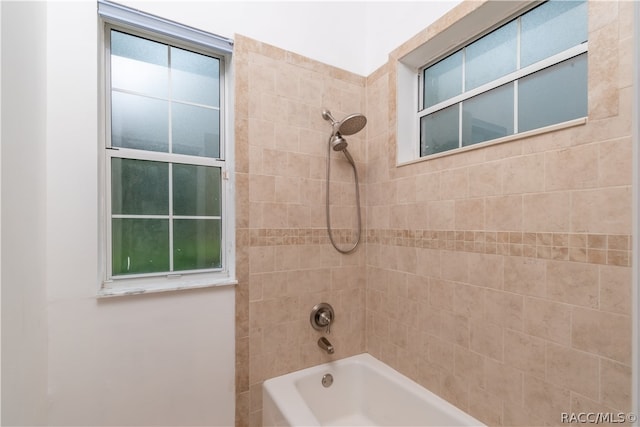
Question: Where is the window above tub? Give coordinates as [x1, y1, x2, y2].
[396, 0, 588, 164]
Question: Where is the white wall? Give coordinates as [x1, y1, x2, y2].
[43, 2, 235, 425]
[118, 1, 461, 76]
[363, 1, 462, 73]
[1, 2, 49, 425]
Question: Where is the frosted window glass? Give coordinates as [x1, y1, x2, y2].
[423, 51, 462, 109]
[465, 21, 517, 91]
[172, 103, 219, 158]
[112, 219, 169, 275]
[462, 83, 514, 146]
[518, 53, 587, 133]
[521, 0, 587, 67]
[173, 164, 221, 216]
[420, 104, 459, 156]
[171, 47, 220, 107]
[111, 158, 169, 215]
[111, 30, 168, 98]
[173, 219, 222, 271]
[111, 91, 169, 152]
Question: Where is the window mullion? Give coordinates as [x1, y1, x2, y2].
[169, 163, 174, 273]
[460, 48, 465, 148]
[458, 103, 463, 149]
[105, 148, 114, 280]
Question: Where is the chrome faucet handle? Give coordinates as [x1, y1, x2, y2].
[319, 311, 331, 334]
[310, 303, 335, 334]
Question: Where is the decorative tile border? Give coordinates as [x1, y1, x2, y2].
[249, 228, 357, 247]
[366, 229, 631, 267]
[247, 227, 631, 267]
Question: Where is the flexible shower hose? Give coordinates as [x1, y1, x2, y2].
[325, 139, 362, 254]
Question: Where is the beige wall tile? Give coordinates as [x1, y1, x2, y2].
[572, 307, 631, 365]
[601, 358, 631, 411]
[523, 297, 571, 345]
[428, 335, 455, 371]
[545, 144, 599, 191]
[470, 320, 503, 361]
[524, 375, 570, 426]
[523, 192, 571, 232]
[504, 257, 546, 297]
[571, 187, 631, 234]
[440, 250, 469, 283]
[440, 167, 468, 200]
[468, 162, 502, 197]
[415, 172, 441, 202]
[439, 372, 469, 412]
[439, 310, 470, 348]
[503, 329, 545, 379]
[484, 358, 523, 405]
[485, 195, 523, 231]
[599, 265, 631, 315]
[416, 248, 442, 279]
[502, 153, 545, 195]
[502, 401, 546, 427]
[419, 304, 442, 339]
[546, 342, 599, 400]
[249, 246, 275, 274]
[546, 260, 599, 308]
[468, 385, 503, 426]
[454, 346, 485, 388]
[453, 283, 484, 320]
[599, 138, 632, 187]
[428, 200, 456, 230]
[249, 174, 275, 202]
[454, 198, 485, 230]
[468, 253, 504, 289]
[589, 20, 620, 120]
[429, 279, 455, 312]
[484, 289, 523, 331]
[262, 202, 289, 228]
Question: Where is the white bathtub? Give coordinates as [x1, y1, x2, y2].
[262, 353, 485, 426]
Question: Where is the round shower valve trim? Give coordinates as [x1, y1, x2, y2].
[310, 302, 335, 334]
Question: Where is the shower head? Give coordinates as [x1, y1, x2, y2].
[330, 134, 348, 151]
[322, 109, 368, 136]
[337, 113, 367, 136]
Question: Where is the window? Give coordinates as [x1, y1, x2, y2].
[98, 1, 235, 295]
[400, 0, 587, 160]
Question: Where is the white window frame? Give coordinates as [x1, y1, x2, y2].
[98, 1, 237, 297]
[396, 0, 588, 165]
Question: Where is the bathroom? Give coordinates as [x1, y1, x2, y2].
[2, 0, 637, 426]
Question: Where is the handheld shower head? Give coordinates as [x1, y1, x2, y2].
[330, 134, 348, 151]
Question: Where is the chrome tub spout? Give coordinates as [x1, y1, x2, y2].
[318, 337, 334, 354]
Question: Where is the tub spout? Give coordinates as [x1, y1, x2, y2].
[318, 337, 334, 354]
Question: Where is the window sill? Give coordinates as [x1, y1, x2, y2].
[98, 276, 238, 298]
[396, 116, 588, 168]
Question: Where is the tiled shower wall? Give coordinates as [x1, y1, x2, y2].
[234, 36, 368, 426]
[235, 1, 635, 426]
[365, 1, 634, 426]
